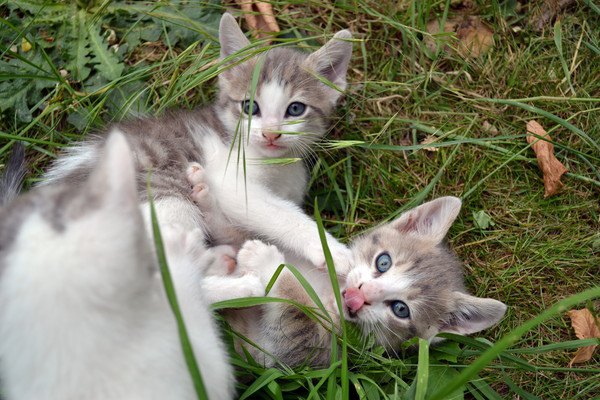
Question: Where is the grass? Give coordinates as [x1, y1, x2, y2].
[1, 0, 599, 399]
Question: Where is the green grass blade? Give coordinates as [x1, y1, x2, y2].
[430, 287, 600, 400]
[147, 186, 208, 400]
[415, 338, 429, 400]
[314, 200, 349, 400]
[239, 368, 284, 400]
[474, 98, 600, 152]
[553, 20, 576, 95]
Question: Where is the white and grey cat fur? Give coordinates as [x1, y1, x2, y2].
[191, 186, 508, 368]
[0, 133, 234, 399]
[41, 13, 355, 299]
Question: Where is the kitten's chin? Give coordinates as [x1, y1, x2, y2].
[258, 143, 290, 157]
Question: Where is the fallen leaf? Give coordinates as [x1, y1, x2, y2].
[566, 308, 600, 367]
[425, 16, 494, 57]
[420, 135, 439, 152]
[529, 0, 576, 32]
[21, 37, 32, 52]
[473, 210, 495, 230]
[235, 0, 280, 39]
[482, 120, 499, 135]
[526, 120, 568, 197]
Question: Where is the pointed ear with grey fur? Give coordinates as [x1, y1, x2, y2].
[439, 291, 507, 335]
[304, 30, 353, 91]
[219, 13, 251, 59]
[391, 196, 462, 244]
[87, 131, 138, 210]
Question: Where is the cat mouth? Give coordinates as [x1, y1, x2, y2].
[264, 143, 286, 150]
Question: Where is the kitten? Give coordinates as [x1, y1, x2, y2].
[0, 134, 234, 399]
[222, 196, 507, 367]
[41, 13, 355, 286]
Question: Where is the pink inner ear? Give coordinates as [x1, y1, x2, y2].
[397, 214, 416, 233]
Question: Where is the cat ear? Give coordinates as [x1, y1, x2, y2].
[439, 291, 507, 335]
[304, 30, 353, 91]
[87, 131, 138, 210]
[219, 13, 251, 59]
[391, 197, 462, 244]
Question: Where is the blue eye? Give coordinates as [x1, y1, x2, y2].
[391, 301, 410, 318]
[242, 100, 260, 116]
[286, 102, 306, 117]
[375, 252, 392, 273]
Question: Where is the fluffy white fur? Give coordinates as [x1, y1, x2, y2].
[0, 134, 234, 400]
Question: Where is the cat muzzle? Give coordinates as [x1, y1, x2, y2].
[343, 287, 365, 313]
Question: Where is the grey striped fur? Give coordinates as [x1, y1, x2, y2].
[0, 143, 26, 207]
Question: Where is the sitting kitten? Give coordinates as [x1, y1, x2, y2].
[192, 179, 507, 367]
[41, 13, 355, 284]
[0, 134, 234, 399]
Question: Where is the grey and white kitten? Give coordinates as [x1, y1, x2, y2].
[41, 13, 355, 295]
[0, 134, 234, 399]
[222, 197, 507, 367]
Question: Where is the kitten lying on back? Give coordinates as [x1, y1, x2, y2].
[41, 13, 355, 289]
[0, 134, 233, 399]
[190, 175, 507, 367]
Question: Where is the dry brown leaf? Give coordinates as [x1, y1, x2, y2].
[526, 120, 568, 197]
[482, 120, 499, 135]
[420, 135, 439, 152]
[425, 16, 493, 57]
[566, 308, 600, 366]
[235, 0, 280, 39]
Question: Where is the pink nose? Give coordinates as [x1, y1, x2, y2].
[343, 287, 365, 313]
[262, 131, 281, 142]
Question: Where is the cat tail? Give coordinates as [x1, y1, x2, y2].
[0, 142, 26, 206]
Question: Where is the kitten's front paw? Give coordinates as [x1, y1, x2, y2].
[161, 224, 206, 263]
[237, 240, 285, 285]
[237, 272, 266, 298]
[307, 240, 353, 277]
[187, 162, 213, 208]
[202, 245, 238, 276]
[186, 162, 205, 186]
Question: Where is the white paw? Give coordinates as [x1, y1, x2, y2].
[307, 240, 353, 276]
[191, 183, 212, 206]
[237, 272, 266, 298]
[237, 240, 285, 284]
[202, 245, 238, 276]
[186, 162, 205, 186]
[161, 225, 206, 263]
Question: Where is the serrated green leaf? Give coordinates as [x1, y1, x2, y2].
[86, 23, 124, 81]
[67, 9, 91, 81]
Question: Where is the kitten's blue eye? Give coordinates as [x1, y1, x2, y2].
[286, 102, 306, 117]
[375, 252, 392, 273]
[391, 301, 410, 318]
[242, 100, 260, 116]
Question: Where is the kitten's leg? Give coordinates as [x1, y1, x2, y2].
[201, 274, 265, 304]
[186, 162, 214, 211]
[209, 180, 353, 275]
[236, 239, 286, 285]
[159, 225, 235, 400]
[259, 269, 333, 368]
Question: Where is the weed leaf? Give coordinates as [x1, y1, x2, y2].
[86, 24, 124, 81]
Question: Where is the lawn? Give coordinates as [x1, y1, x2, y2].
[1, 0, 599, 399]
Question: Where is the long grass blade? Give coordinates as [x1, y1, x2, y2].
[147, 186, 208, 400]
